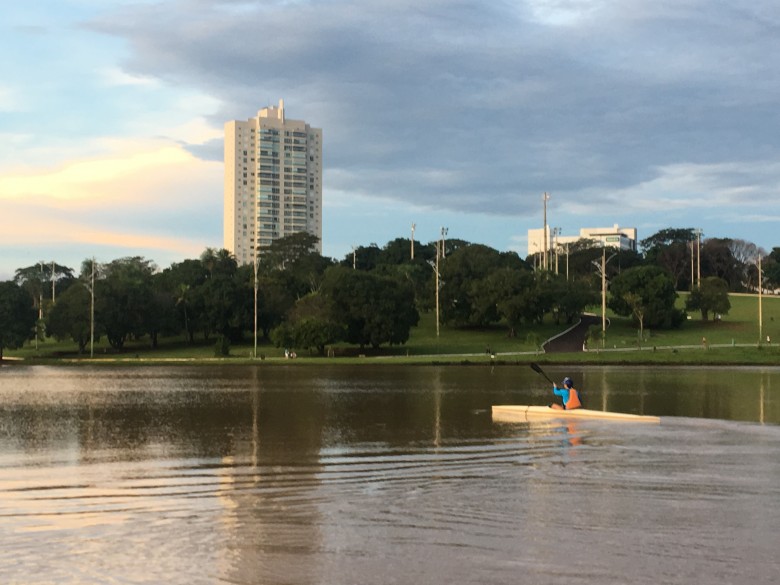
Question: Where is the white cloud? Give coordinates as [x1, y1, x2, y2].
[99, 66, 161, 87]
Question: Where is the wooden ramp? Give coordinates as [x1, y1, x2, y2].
[492, 405, 660, 423]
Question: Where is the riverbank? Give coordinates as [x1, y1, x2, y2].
[5, 343, 780, 367]
[5, 294, 780, 366]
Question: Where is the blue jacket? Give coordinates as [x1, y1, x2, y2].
[553, 384, 572, 404]
[552, 384, 582, 409]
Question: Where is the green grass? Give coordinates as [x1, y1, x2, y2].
[595, 292, 780, 350]
[5, 292, 780, 365]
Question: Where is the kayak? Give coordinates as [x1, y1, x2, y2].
[492, 404, 660, 423]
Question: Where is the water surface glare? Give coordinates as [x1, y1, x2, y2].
[1, 365, 778, 584]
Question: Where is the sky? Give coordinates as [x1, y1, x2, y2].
[2, 0, 780, 280]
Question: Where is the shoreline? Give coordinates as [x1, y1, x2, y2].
[4, 344, 780, 367]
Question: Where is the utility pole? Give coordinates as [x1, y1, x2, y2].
[696, 228, 702, 286]
[90, 259, 95, 358]
[410, 223, 416, 260]
[427, 241, 442, 338]
[592, 248, 617, 349]
[253, 253, 259, 359]
[542, 193, 550, 271]
[552, 227, 561, 275]
[601, 247, 606, 343]
[435, 241, 440, 337]
[440, 227, 448, 258]
[352, 246, 356, 270]
[51, 260, 56, 303]
[759, 253, 763, 345]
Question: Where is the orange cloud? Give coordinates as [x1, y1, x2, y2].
[0, 145, 197, 202]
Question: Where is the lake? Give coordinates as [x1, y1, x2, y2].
[1, 364, 778, 584]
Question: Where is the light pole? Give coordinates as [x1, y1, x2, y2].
[253, 253, 259, 359]
[696, 228, 702, 286]
[440, 227, 448, 258]
[411, 223, 416, 260]
[90, 259, 95, 358]
[758, 252, 764, 345]
[352, 246, 356, 270]
[542, 192, 550, 271]
[552, 227, 561, 275]
[592, 247, 617, 348]
[427, 241, 442, 338]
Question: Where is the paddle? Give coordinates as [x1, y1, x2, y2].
[530, 362, 555, 386]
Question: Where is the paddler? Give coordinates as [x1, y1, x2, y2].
[550, 376, 582, 410]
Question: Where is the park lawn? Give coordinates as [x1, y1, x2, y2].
[593, 292, 780, 350]
[6, 292, 780, 364]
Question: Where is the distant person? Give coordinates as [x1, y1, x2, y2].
[551, 377, 583, 411]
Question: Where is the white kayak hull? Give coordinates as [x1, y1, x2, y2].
[492, 405, 660, 423]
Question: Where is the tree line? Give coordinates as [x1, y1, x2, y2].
[1, 228, 779, 359]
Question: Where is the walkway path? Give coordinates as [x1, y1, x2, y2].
[542, 314, 601, 353]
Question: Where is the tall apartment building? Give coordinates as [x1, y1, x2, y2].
[224, 100, 322, 265]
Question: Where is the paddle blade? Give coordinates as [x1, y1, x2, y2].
[530, 362, 554, 384]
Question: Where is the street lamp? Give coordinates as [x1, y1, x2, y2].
[592, 247, 617, 348]
[696, 228, 703, 286]
[542, 192, 550, 271]
[427, 240, 442, 338]
[253, 253, 259, 359]
[758, 252, 764, 345]
[552, 227, 561, 275]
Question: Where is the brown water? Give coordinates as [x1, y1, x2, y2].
[1, 364, 778, 584]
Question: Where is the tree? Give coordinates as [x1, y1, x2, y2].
[701, 238, 742, 291]
[341, 243, 382, 271]
[439, 244, 526, 326]
[640, 228, 696, 254]
[157, 258, 209, 342]
[96, 257, 157, 349]
[14, 262, 76, 316]
[271, 293, 345, 355]
[0, 281, 36, 360]
[608, 266, 685, 329]
[764, 248, 780, 289]
[322, 266, 419, 349]
[640, 228, 696, 290]
[497, 271, 551, 330]
[195, 250, 242, 353]
[550, 277, 600, 324]
[262, 232, 322, 271]
[46, 284, 94, 353]
[685, 277, 731, 321]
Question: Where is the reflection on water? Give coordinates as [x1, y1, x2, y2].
[0, 365, 779, 584]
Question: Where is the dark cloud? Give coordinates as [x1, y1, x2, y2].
[87, 0, 780, 218]
[182, 137, 223, 162]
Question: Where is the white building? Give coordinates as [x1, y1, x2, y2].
[224, 100, 323, 265]
[527, 224, 637, 259]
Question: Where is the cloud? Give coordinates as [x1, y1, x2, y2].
[82, 0, 780, 222]
[0, 145, 195, 202]
[0, 137, 222, 272]
[3, 0, 778, 277]
[99, 66, 161, 87]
